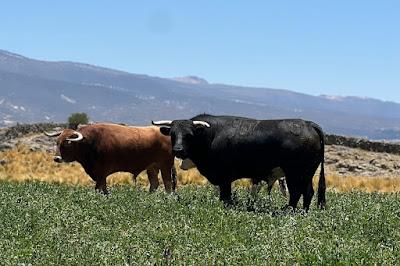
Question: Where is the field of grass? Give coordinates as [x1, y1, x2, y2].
[0, 147, 400, 264]
[0, 180, 399, 265]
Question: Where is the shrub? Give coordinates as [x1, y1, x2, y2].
[68, 113, 89, 129]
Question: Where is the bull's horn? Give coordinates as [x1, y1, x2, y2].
[66, 131, 84, 142]
[193, 121, 210, 128]
[152, 120, 173, 126]
[43, 131, 62, 137]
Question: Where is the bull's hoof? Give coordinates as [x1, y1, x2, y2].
[318, 202, 327, 210]
[220, 197, 233, 206]
[281, 204, 295, 213]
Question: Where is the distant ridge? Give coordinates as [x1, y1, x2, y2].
[0, 49, 399, 140]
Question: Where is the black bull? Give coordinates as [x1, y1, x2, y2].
[153, 114, 326, 211]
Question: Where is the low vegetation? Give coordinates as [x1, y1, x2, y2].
[0, 145, 399, 264]
[0, 181, 399, 265]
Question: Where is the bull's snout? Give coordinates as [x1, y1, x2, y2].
[53, 156, 63, 163]
[172, 147, 186, 159]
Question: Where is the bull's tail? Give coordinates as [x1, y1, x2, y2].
[310, 122, 326, 209]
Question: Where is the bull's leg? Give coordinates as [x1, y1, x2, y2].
[219, 182, 232, 202]
[285, 174, 302, 210]
[95, 177, 108, 194]
[160, 167, 173, 193]
[267, 183, 274, 201]
[171, 166, 177, 191]
[302, 178, 314, 212]
[251, 179, 262, 197]
[131, 174, 137, 186]
[288, 190, 301, 209]
[278, 178, 287, 198]
[266, 176, 276, 200]
[147, 166, 159, 192]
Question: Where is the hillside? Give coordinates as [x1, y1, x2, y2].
[0, 49, 399, 140]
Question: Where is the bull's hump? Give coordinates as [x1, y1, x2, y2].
[276, 119, 308, 136]
[83, 124, 161, 141]
[286, 121, 304, 136]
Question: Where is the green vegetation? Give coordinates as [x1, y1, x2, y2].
[68, 112, 89, 129]
[0, 181, 399, 265]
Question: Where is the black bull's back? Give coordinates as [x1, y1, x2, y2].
[193, 117, 322, 179]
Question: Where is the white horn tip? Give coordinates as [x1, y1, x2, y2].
[152, 120, 173, 126]
[193, 121, 210, 128]
[43, 131, 62, 137]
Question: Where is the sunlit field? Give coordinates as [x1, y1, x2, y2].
[0, 181, 399, 265]
[1, 146, 400, 264]
[1, 146, 399, 193]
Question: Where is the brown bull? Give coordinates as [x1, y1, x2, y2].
[45, 123, 177, 194]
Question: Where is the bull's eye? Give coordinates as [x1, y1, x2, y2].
[185, 132, 194, 139]
[63, 140, 72, 146]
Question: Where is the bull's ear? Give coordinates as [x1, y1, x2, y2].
[159, 126, 171, 136]
[193, 121, 210, 135]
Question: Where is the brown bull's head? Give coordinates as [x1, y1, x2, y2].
[44, 129, 84, 163]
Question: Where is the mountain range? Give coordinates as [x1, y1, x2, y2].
[0, 49, 399, 140]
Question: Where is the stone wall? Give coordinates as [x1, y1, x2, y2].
[1, 123, 400, 155]
[325, 133, 400, 155]
[0, 123, 68, 141]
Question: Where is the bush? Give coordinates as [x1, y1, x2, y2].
[68, 113, 89, 129]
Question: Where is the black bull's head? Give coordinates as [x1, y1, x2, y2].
[152, 120, 210, 159]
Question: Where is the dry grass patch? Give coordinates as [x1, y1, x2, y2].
[324, 174, 400, 193]
[1, 147, 399, 193]
[0, 146, 93, 186]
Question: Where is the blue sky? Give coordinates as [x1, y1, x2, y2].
[1, 1, 399, 103]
